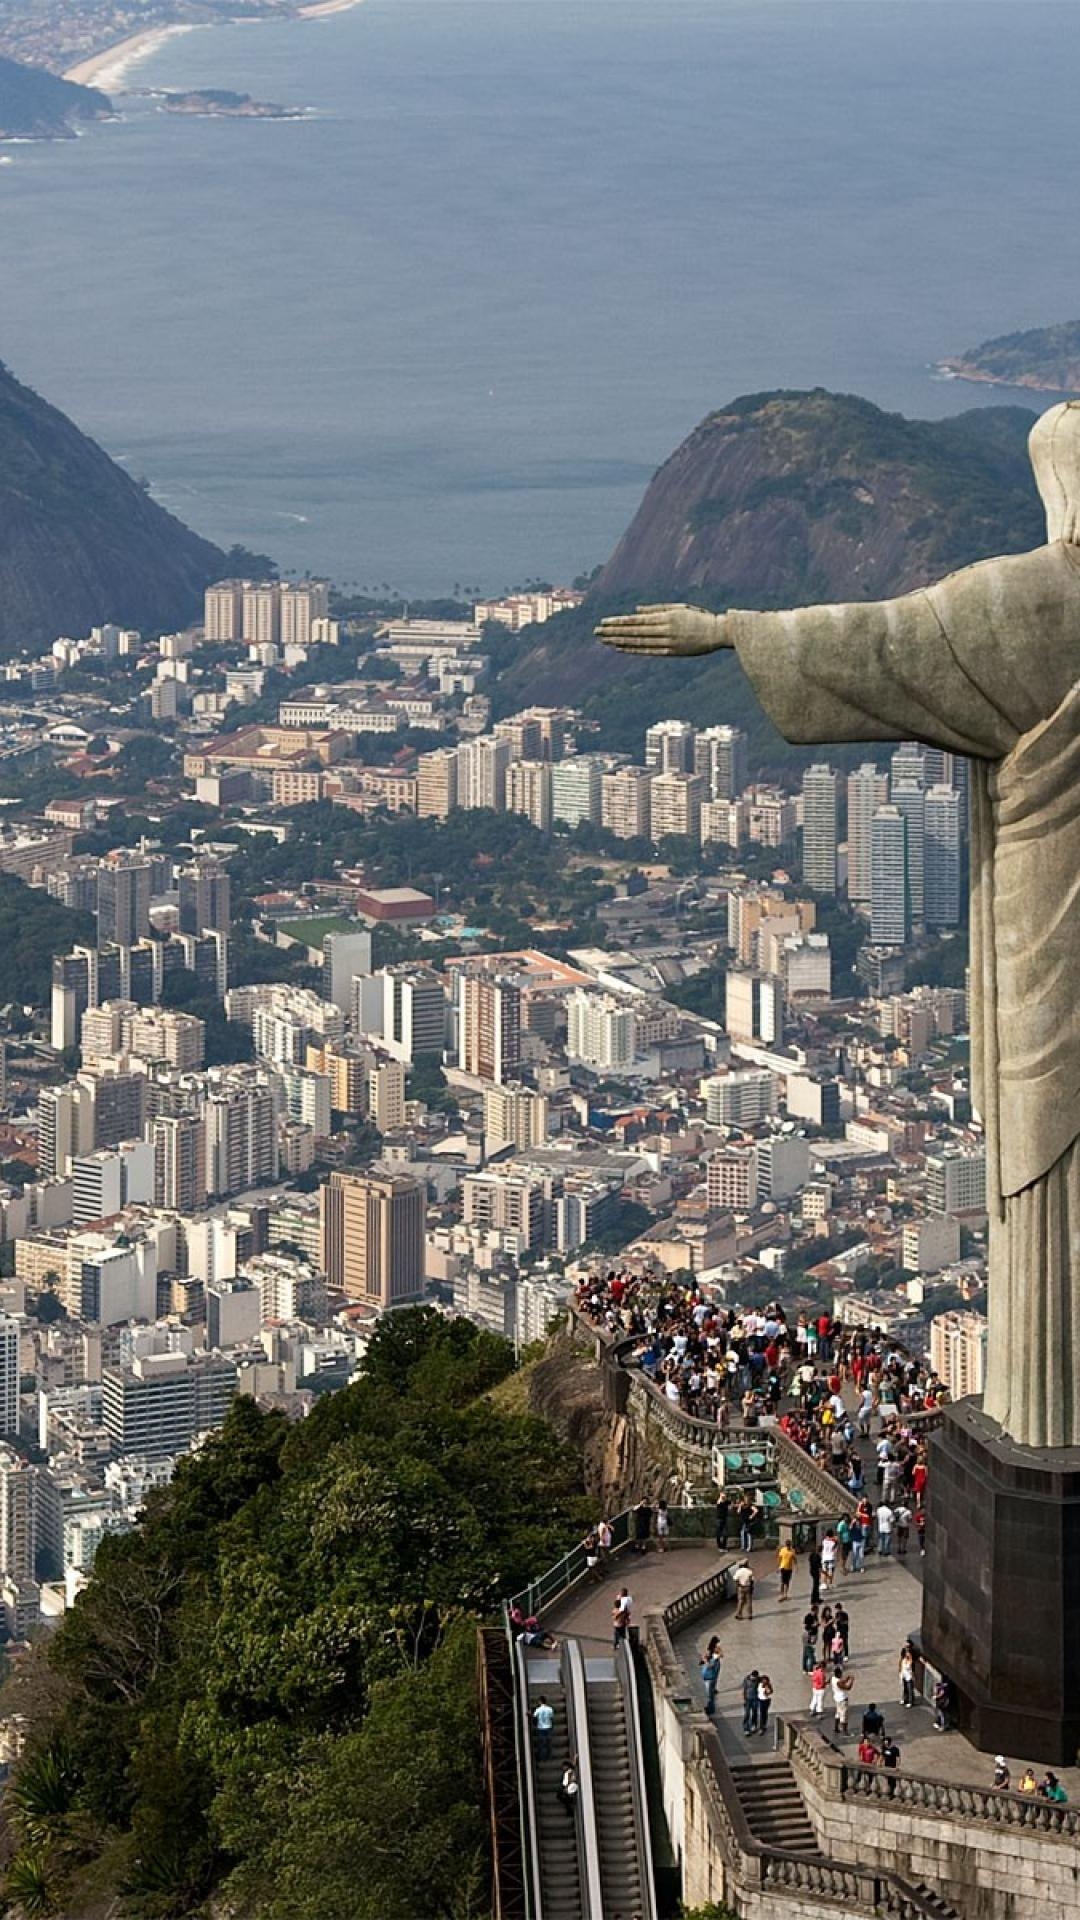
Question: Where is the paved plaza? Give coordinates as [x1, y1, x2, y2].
[545, 1539, 1080, 1800]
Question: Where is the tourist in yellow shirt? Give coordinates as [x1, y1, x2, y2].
[777, 1540, 797, 1600]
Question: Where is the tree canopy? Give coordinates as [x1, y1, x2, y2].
[4, 1311, 584, 1918]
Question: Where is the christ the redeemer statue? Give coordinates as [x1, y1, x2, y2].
[599, 400, 1080, 1452]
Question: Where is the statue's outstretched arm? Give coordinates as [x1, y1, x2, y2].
[597, 583, 1020, 757]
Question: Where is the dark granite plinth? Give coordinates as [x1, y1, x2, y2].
[921, 1401, 1080, 1766]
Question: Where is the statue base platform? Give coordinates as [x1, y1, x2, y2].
[921, 1401, 1080, 1766]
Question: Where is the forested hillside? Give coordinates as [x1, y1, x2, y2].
[1, 1313, 584, 1920]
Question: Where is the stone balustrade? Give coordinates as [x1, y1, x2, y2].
[779, 1715, 1080, 1839]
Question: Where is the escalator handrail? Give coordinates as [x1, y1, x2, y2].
[513, 1632, 547, 1920]
[616, 1635, 660, 1920]
[561, 1638, 605, 1920]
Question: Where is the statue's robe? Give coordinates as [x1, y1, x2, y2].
[729, 540, 1080, 1447]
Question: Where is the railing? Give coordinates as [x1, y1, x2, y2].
[615, 1634, 660, 1920]
[779, 1714, 1080, 1841]
[561, 1639, 605, 1920]
[506, 1504, 724, 1622]
[660, 1563, 734, 1635]
[512, 1635, 545, 1920]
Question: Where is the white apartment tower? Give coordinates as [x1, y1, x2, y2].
[645, 720, 697, 774]
[846, 763, 889, 905]
[801, 763, 838, 895]
[566, 990, 636, 1072]
[601, 766, 653, 842]
[649, 771, 704, 844]
[870, 805, 909, 947]
[924, 784, 962, 929]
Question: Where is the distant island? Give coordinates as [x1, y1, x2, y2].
[149, 87, 306, 119]
[939, 320, 1080, 394]
[0, 51, 109, 138]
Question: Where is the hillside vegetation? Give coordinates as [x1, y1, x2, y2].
[2, 1312, 584, 1920]
[0, 360, 224, 653]
[0, 57, 108, 139]
[495, 389, 1046, 759]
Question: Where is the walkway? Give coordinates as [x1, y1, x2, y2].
[544, 1541, 1080, 1800]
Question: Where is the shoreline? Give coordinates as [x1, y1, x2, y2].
[62, 0, 365, 90]
[63, 23, 201, 89]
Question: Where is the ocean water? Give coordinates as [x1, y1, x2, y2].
[3, 0, 1080, 594]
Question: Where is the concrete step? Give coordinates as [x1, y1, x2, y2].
[728, 1758, 821, 1857]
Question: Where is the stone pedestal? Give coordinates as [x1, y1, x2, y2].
[921, 1400, 1080, 1766]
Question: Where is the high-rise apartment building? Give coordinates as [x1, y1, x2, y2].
[279, 580, 330, 648]
[505, 759, 553, 832]
[551, 756, 602, 829]
[891, 740, 927, 795]
[870, 805, 909, 946]
[892, 779, 926, 926]
[321, 929, 373, 1014]
[72, 1141, 155, 1227]
[930, 1309, 987, 1401]
[927, 1148, 987, 1216]
[204, 579, 244, 641]
[367, 1056, 406, 1133]
[457, 735, 511, 812]
[38, 1082, 95, 1178]
[725, 970, 783, 1046]
[366, 967, 447, 1064]
[320, 1170, 426, 1308]
[924, 784, 962, 929]
[242, 582, 281, 648]
[696, 725, 748, 800]
[649, 771, 704, 844]
[483, 1083, 551, 1152]
[701, 1069, 778, 1127]
[846, 763, 889, 905]
[645, 720, 697, 774]
[566, 990, 636, 1072]
[97, 853, 152, 948]
[706, 1146, 758, 1212]
[0, 1318, 18, 1439]
[416, 748, 459, 819]
[102, 1349, 238, 1458]
[461, 1171, 546, 1249]
[801, 763, 839, 894]
[204, 1072, 278, 1198]
[600, 766, 653, 842]
[457, 971, 522, 1083]
[177, 859, 231, 936]
[153, 1113, 207, 1215]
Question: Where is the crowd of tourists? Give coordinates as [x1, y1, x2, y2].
[574, 1268, 946, 1522]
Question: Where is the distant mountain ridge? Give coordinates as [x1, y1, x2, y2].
[939, 320, 1080, 394]
[496, 389, 1046, 760]
[0, 54, 108, 138]
[0, 359, 225, 653]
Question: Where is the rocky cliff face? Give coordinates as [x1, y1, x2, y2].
[0, 360, 225, 653]
[596, 388, 1044, 603]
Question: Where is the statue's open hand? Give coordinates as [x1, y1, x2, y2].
[595, 603, 732, 658]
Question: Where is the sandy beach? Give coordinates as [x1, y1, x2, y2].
[297, 0, 365, 17]
[63, 0, 364, 90]
[64, 23, 202, 90]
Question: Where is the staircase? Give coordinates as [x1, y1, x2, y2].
[908, 1883, 962, 1920]
[584, 1668, 649, 1919]
[727, 1757, 820, 1854]
[527, 1672, 584, 1919]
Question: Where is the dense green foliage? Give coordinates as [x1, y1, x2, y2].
[0, 874, 94, 1009]
[5, 1313, 584, 1918]
[944, 318, 1080, 390]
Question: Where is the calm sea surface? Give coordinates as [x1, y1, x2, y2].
[3, 0, 1080, 593]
